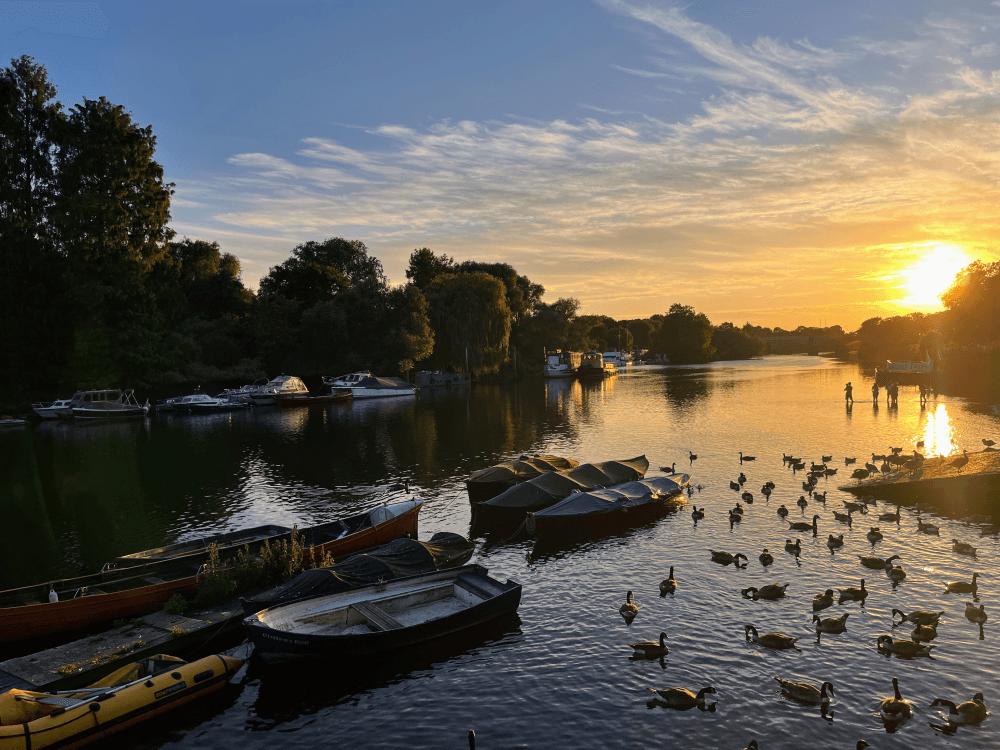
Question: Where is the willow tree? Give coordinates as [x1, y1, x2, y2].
[424, 273, 511, 375]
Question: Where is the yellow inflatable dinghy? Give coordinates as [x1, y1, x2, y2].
[0, 653, 242, 749]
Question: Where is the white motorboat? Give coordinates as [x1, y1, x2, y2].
[31, 397, 74, 419]
[71, 389, 149, 419]
[323, 372, 417, 399]
[172, 389, 218, 414]
[544, 350, 581, 378]
[602, 351, 632, 368]
[190, 392, 253, 414]
[0, 416, 28, 427]
[250, 375, 311, 405]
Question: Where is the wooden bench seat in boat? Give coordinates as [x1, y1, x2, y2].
[350, 601, 404, 631]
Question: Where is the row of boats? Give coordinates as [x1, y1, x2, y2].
[543, 350, 631, 379]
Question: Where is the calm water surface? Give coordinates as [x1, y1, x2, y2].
[2, 357, 998, 749]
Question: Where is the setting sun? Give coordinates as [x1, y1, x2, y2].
[902, 244, 970, 307]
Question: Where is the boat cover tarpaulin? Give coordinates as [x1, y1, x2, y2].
[480, 456, 649, 511]
[241, 532, 474, 614]
[532, 475, 691, 519]
[467, 455, 580, 487]
[355, 376, 415, 391]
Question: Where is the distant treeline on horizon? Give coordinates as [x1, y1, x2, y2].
[3, 57, 998, 405]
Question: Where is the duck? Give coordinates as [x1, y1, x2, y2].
[911, 622, 937, 642]
[776, 505, 789, 518]
[930, 693, 988, 725]
[813, 589, 834, 611]
[647, 686, 716, 709]
[788, 514, 819, 533]
[879, 677, 914, 722]
[985, 438, 997, 447]
[827, 534, 844, 549]
[833, 509, 853, 525]
[878, 507, 901, 523]
[784, 539, 801, 555]
[859, 553, 900, 570]
[813, 612, 850, 633]
[658, 462, 677, 474]
[796, 495, 809, 509]
[838, 580, 868, 602]
[888, 565, 906, 583]
[741, 583, 789, 601]
[965, 602, 988, 624]
[689, 451, 698, 462]
[709, 550, 748, 566]
[944, 572, 978, 595]
[691, 506, 705, 520]
[917, 518, 939, 535]
[759, 548, 774, 566]
[745, 624, 797, 650]
[952, 539, 977, 557]
[629, 631, 669, 657]
[892, 608, 943, 626]
[950, 450, 969, 473]
[620, 590, 638, 621]
[866, 527, 883, 542]
[660, 567, 677, 595]
[774, 677, 835, 705]
[877, 635, 934, 657]
[740, 451, 756, 463]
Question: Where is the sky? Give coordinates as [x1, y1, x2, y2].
[4, 0, 1000, 330]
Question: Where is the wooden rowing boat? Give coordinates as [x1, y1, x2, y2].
[243, 564, 522, 663]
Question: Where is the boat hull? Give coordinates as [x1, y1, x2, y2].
[72, 407, 147, 419]
[274, 392, 352, 407]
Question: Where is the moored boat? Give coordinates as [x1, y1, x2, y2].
[30, 398, 74, 420]
[0, 417, 28, 427]
[171, 389, 217, 414]
[250, 375, 311, 406]
[577, 351, 618, 378]
[243, 564, 522, 663]
[71, 389, 149, 419]
[322, 372, 417, 399]
[543, 350, 582, 378]
[0, 652, 242, 749]
[466, 454, 580, 504]
[274, 385, 352, 407]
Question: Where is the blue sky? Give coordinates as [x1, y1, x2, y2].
[4, 1, 1000, 328]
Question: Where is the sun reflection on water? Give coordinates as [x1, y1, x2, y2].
[921, 403, 957, 457]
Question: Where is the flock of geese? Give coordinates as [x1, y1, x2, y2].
[625, 447, 995, 748]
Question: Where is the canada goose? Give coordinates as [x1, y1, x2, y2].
[738, 472, 747, 484]
[788, 515, 819, 532]
[813, 490, 828, 501]
[796, 495, 809, 509]
[742, 583, 789, 601]
[833, 510, 853, 525]
[890, 446, 903, 454]
[950, 450, 969, 472]
[888, 565, 906, 583]
[759, 549, 774, 566]
[764, 480, 775, 489]
[774, 677, 834, 705]
[620, 590, 638, 621]
[859, 553, 900, 570]
[813, 612, 850, 633]
[691, 506, 705, 520]
[944, 572, 978, 595]
[865, 461, 878, 474]
[745, 624, 797, 649]
[911, 622, 937, 642]
[851, 469, 870, 480]
[629, 631, 668, 657]
[647, 686, 716, 708]
[892, 608, 943, 625]
[777, 505, 789, 518]
[930, 693, 987, 725]
[872, 453, 886, 462]
[965, 602, 988, 624]
[791, 461, 805, 471]
[689, 451, 698, 462]
[880, 461, 891, 474]
[880, 677, 914, 722]
[740, 451, 756, 462]
[729, 509, 743, 523]
[695, 484, 704, 492]
[730, 481, 741, 491]
[813, 589, 834, 611]
[878, 508, 901, 523]
[810, 462, 826, 472]
[917, 518, 939, 535]
[838, 580, 868, 602]
[821, 454, 832, 463]
[827, 534, 844, 549]
[785, 539, 801, 555]
[660, 567, 677, 595]
[952, 539, 977, 557]
[658, 462, 677, 473]
[844, 457, 856, 465]
[709, 550, 748, 565]
[843, 500, 866, 513]
[877, 635, 934, 657]
[761, 485, 772, 498]
[783, 453, 793, 462]
[866, 527, 883, 542]
[985, 438, 997, 447]
[741, 491, 754, 503]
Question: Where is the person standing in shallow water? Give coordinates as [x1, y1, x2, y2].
[844, 381, 853, 404]
[871, 381, 879, 404]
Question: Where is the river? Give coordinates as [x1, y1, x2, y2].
[1, 356, 997, 749]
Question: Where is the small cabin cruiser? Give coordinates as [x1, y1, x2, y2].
[544, 350, 582, 378]
[71, 389, 149, 419]
[602, 351, 632, 368]
[323, 372, 417, 399]
[172, 389, 218, 414]
[31, 397, 75, 419]
[577, 351, 618, 379]
[251, 375, 311, 405]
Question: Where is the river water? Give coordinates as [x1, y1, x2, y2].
[1, 356, 998, 749]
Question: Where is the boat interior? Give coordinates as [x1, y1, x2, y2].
[115, 524, 293, 564]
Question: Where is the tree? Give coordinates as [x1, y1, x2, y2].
[712, 322, 765, 360]
[259, 238, 385, 308]
[424, 273, 511, 375]
[941, 260, 1000, 345]
[405, 247, 456, 289]
[649, 304, 716, 363]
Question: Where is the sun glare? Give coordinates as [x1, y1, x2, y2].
[902, 244, 969, 307]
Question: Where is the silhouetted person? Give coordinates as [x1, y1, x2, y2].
[844, 381, 853, 404]
[871, 382, 879, 404]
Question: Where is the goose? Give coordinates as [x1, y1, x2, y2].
[890, 446, 903, 455]
[917, 518, 939, 535]
[950, 450, 969, 473]
[813, 612, 850, 633]
[851, 469, 870, 480]
[742, 583, 789, 601]
[823, 467, 837, 476]
[844, 457, 857, 465]
[838, 580, 868, 602]
[689, 451, 698, 462]
[759, 549, 774, 566]
[801, 481, 815, 492]
[738, 472, 748, 485]
[791, 461, 806, 471]
[930, 693, 987, 725]
[821, 454, 833, 463]
[864, 461, 878, 474]
[813, 589, 834, 611]
[789, 515, 819, 532]
[872, 453, 887, 462]
[729, 509, 743, 523]
[629, 631, 668, 657]
[796, 495, 809, 509]
[740, 451, 756, 463]
[782, 452, 794, 462]
[859, 553, 900, 570]
[745, 624, 797, 649]
[647, 686, 716, 709]
[860, 496, 878, 507]
[903, 457, 922, 472]
[843, 500, 866, 514]
[730, 481, 741, 491]
[741, 491, 754, 504]
[691, 505, 705, 520]
[774, 677, 835, 705]
[878, 507, 901, 523]
[826, 534, 844, 549]
[764, 480, 775, 489]
[620, 590, 638, 621]
[916, 439, 925, 447]
[866, 527, 883, 542]
[761, 485, 772, 498]
[810, 462, 826, 472]
[985, 438, 997, 447]
[743, 742, 760, 750]
[911, 622, 937, 642]
[660, 567, 677, 595]
[777, 505, 789, 518]
[659, 462, 677, 473]
[952, 539, 977, 557]
[944, 572, 978, 595]
[888, 565, 906, 583]
[892, 608, 943, 626]
[965, 602, 988, 624]
[813, 490, 828, 502]
[877, 635, 934, 657]
[879, 677, 914, 722]
[710, 550, 748, 565]
[695, 484, 704, 492]
[880, 461, 891, 474]
[784, 539, 801, 555]
[833, 509, 853, 525]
